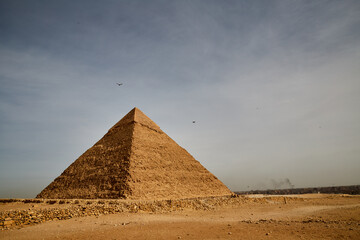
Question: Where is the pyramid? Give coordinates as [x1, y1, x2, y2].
[37, 107, 232, 200]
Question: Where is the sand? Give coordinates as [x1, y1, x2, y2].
[1, 194, 359, 239]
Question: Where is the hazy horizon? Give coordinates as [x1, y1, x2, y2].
[1, 0, 359, 198]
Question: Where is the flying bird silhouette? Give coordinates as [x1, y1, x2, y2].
[192, 121, 196, 123]
[116, 83, 123, 86]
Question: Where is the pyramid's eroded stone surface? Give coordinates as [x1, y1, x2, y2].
[37, 108, 232, 199]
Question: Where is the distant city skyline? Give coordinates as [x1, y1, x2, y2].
[0, 0, 359, 198]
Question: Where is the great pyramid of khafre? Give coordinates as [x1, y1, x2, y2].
[37, 107, 232, 200]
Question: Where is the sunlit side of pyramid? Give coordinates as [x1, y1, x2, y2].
[37, 108, 233, 199]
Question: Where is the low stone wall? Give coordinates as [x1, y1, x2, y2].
[1, 195, 300, 230]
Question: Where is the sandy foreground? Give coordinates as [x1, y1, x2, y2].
[1, 194, 359, 240]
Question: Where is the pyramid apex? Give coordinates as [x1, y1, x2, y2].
[129, 107, 144, 114]
[131, 107, 160, 131]
[110, 107, 160, 132]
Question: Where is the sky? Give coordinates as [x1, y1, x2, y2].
[0, 0, 359, 198]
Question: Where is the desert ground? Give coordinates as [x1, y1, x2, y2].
[1, 194, 359, 240]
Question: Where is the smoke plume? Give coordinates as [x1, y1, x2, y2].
[271, 178, 295, 189]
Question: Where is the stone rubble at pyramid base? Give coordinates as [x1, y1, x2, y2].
[1, 195, 301, 229]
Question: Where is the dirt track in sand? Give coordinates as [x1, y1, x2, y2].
[1, 194, 359, 239]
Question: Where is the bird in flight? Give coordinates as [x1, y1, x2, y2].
[116, 83, 123, 86]
[192, 121, 196, 123]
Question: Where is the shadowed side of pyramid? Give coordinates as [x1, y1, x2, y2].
[37, 107, 232, 199]
[36, 109, 137, 199]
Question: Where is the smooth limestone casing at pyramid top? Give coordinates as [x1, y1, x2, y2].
[37, 108, 233, 200]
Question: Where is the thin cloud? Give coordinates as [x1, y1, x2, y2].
[0, 0, 359, 197]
